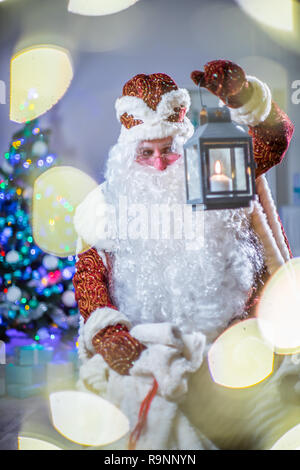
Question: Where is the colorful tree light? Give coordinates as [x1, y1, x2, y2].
[0, 120, 78, 338]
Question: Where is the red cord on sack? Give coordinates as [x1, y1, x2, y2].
[128, 378, 158, 450]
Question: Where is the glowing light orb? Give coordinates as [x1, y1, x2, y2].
[271, 423, 300, 450]
[18, 436, 62, 450]
[208, 318, 274, 389]
[257, 258, 300, 355]
[68, 0, 139, 16]
[10, 45, 73, 123]
[49, 391, 129, 447]
[236, 0, 294, 32]
[32, 166, 97, 257]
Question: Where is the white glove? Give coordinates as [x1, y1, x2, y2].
[130, 322, 206, 402]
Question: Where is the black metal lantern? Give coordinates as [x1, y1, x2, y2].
[184, 106, 256, 210]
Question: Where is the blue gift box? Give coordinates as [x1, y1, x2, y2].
[6, 383, 44, 399]
[5, 364, 46, 386]
[15, 344, 54, 366]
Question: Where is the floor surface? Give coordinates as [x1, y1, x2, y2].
[0, 396, 47, 450]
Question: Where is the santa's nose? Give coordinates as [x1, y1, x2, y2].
[154, 156, 167, 171]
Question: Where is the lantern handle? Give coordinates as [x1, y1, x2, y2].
[198, 85, 208, 125]
[198, 84, 206, 111]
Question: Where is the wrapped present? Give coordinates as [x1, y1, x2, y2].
[0, 365, 5, 396]
[6, 383, 44, 399]
[46, 361, 74, 391]
[15, 344, 53, 366]
[5, 364, 46, 386]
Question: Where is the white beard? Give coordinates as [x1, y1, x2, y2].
[103, 139, 264, 343]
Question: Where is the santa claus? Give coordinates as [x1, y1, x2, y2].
[73, 60, 295, 450]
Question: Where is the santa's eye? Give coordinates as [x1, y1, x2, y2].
[142, 149, 153, 157]
[162, 147, 172, 154]
[174, 105, 185, 112]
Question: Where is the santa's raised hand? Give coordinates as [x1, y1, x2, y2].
[191, 59, 254, 108]
[192, 59, 294, 180]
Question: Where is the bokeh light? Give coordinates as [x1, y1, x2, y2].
[18, 436, 62, 450]
[271, 423, 300, 450]
[32, 166, 98, 257]
[49, 391, 129, 447]
[10, 45, 73, 123]
[235, 0, 300, 56]
[208, 318, 274, 389]
[237, 57, 288, 98]
[256, 258, 300, 355]
[68, 0, 139, 16]
[236, 0, 294, 32]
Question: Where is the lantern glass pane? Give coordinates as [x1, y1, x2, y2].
[185, 145, 201, 200]
[232, 147, 247, 191]
[208, 148, 233, 193]
[207, 146, 249, 195]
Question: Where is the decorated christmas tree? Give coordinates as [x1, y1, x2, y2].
[0, 119, 78, 342]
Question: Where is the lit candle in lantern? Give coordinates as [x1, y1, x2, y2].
[210, 160, 233, 192]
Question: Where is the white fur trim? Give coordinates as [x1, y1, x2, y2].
[131, 322, 184, 350]
[251, 200, 285, 275]
[118, 117, 194, 144]
[220, 76, 272, 127]
[78, 317, 89, 363]
[83, 307, 131, 353]
[107, 371, 214, 450]
[77, 354, 109, 395]
[256, 175, 290, 263]
[156, 89, 191, 119]
[98, 250, 108, 268]
[130, 322, 206, 401]
[115, 88, 191, 122]
[74, 182, 116, 251]
[115, 88, 193, 144]
[115, 95, 157, 122]
[76, 237, 84, 256]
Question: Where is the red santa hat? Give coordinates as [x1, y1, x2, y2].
[115, 73, 194, 144]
